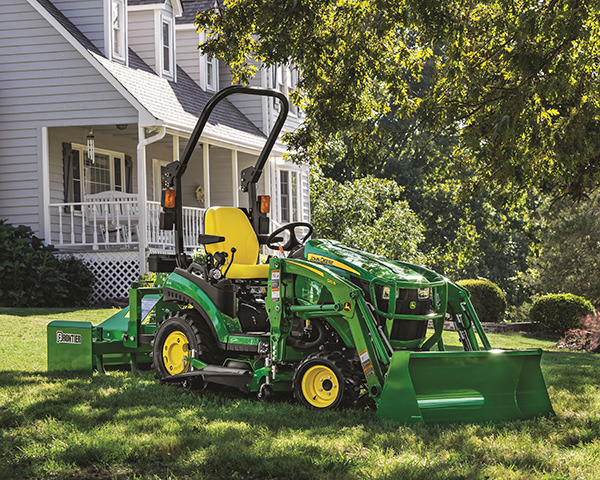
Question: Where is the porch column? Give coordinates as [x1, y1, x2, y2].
[203, 143, 211, 208]
[173, 134, 179, 161]
[137, 126, 166, 274]
[41, 126, 51, 242]
[231, 149, 239, 206]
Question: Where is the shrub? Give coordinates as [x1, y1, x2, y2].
[557, 313, 600, 352]
[530, 293, 595, 335]
[56, 255, 96, 306]
[0, 220, 95, 307]
[191, 248, 207, 267]
[457, 279, 507, 323]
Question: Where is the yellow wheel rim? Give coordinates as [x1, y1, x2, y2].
[162, 331, 191, 375]
[301, 365, 340, 408]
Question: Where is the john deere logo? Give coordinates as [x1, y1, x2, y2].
[409, 301, 417, 310]
[56, 331, 82, 345]
[343, 301, 352, 312]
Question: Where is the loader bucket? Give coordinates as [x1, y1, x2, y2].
[377, 349, 553, 424]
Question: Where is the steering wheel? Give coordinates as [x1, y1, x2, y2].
[266, 222, 314, 252]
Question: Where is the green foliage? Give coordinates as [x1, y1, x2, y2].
[526, 193, 600, 306]
[0, 221, 95, 307]
[530, 293, 595, 335]
[382, 146, 535, 303]
[56, 255, 96, 307]
[458, 279, 507, 323]
[197, 0, 600, 198]
[310, 170, 425, 263]
[191, 248, 207, 267]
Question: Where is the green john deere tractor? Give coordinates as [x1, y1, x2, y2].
[48, 86, 554, 424]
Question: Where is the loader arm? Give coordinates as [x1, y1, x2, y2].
[265, 257, 393, 400]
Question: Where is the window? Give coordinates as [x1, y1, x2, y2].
[200, 31, 219, 91]
[161, 17, 174, 78]
[68, 144, 129, 199]
[273, 64, 300, 115]
[111, 0, 126, 62]
[280, 170, 299, 223]
[206, 56, 218, 91]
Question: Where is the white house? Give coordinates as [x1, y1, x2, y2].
[0, 0, 309, 303]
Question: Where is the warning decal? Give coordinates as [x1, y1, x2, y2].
[271, 270, 280, 303]
[359, 349, 375, 378]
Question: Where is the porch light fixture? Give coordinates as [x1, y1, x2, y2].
[86, 128, 95, 163]
[116, 124, 128, 130]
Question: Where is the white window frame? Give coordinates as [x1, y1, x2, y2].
[160, 14, 175, 79]
[72, 144, 127, 198]
[111, 0, 127, 63]
[206, 56, 218, 91]
[279, 169, 300, 223]
[199, 31, 219, 92]
[272, 63, 300, 116]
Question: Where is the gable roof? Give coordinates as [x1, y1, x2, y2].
[30, 0, 270, 152]
[177, 0, 217, 24]
[128, 0, 184, 17]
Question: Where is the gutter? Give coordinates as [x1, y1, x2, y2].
[137, 126, 167, 275]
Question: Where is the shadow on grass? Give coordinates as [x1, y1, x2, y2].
[3, 340, 600, 480]
[2, 367, 593, 480]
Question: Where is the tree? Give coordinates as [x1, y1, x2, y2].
[527, 193, 600, 306]
[197, 0, 600, 198]
[310, 170, 426, 263]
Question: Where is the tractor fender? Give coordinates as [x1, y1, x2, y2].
[163, 272, 233, 346]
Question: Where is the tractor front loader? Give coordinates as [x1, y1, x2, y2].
[48, 86, 554, 424]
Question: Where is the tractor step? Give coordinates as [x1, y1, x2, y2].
[161, 364, 254, 392]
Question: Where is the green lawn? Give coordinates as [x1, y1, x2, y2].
[1, 308, 599, 479]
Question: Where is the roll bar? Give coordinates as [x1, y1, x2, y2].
[161, 85, 290, 269]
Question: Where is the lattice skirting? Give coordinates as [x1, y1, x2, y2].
[60, 251, 141, 304]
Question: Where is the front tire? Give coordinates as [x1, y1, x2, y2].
[292, 351, 361, 410]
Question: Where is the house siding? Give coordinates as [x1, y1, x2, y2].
[50, 0, 106, 55]
[209, 147, 234, 207]
[176, 27, 201, 85]
[223, 62, 265, 132]
[0, 1, 139, 235]
[128, 9, 157, 73]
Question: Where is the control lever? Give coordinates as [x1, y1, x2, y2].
[223, 248, 236, 278]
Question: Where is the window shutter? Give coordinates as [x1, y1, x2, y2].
[125, 155, 133, 193]
[62, 142, 74, 204]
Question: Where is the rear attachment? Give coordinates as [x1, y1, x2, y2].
[47, 283, 168, 374]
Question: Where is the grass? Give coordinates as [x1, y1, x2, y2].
[1, 308, 599, 479]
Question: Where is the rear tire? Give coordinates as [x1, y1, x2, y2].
[151, 309, 224, 383]
[292, 351, 361, 410]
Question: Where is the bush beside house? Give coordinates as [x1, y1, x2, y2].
[0, 220, 95, 307]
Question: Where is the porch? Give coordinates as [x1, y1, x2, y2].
[48, 195, 205, 253]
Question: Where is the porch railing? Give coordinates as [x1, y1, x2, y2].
[48, 198, 205, 252]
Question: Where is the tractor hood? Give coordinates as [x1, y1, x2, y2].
[303, 239, 444, 286]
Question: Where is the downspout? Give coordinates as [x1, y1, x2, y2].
[137, 125, 166, 275]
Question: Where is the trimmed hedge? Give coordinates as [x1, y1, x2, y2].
[0, 220, 95, 307]
[530, 293, 595, 335]
[457, 279, 507, 323]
